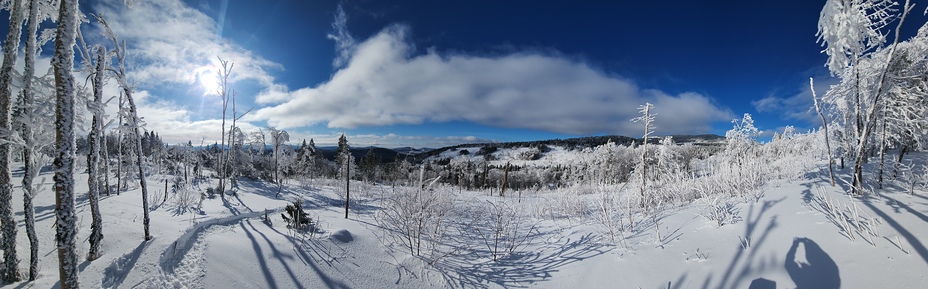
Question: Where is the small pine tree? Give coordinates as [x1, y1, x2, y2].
[281, 200, 313, 230]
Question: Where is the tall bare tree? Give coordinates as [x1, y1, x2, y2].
[99, 16, 151, 240]
[0, 0, 26, 281]
[216, 57, 233, 198]
[268, 127, 289, 197]
[52, 0, 81, 286]
[18, 0, 58, 279]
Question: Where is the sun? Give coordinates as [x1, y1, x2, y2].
[198, 70, 222, 96]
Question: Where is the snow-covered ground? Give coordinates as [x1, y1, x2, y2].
[3, 161, 928, 289]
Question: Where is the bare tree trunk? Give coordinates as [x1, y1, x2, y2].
[102, 134, 111, 196]
[228, 94, 236, 192]
[101, 15, 152, 240]
[878, 119, 887, 189]
[216, 58, 233, 198]
[501, 162, 510, 197]
[21, 0, 40, 279]
[126, 90, 151, 240]
[87, 46, 106, 260]
[0, 0, 25, 281]
[53, 0, 81, 286]
[345, 158, 350, 219]
[116, 92, 124, 194]
[811, 78, 836, 186]
[893, 145, 907, 179]
[852, 0, 912, 195]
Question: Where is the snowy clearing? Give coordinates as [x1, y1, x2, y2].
[2, 158, 927, 289]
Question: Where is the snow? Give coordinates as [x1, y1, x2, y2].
[2, 158, 928, 289]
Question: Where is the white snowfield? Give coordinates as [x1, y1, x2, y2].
[3, 158, 928, 289]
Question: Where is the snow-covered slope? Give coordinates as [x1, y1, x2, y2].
[3, 160, 927, 288]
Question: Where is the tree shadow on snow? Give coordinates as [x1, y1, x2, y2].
[101, 241, 152, 289]
[300, 192, 381, 215]
[429, 232, 610, 289]
[256, 219, 352, 289]
[860, 192, 928, 265]
[668, 197, 784, 289]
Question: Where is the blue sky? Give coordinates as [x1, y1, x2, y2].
[5, 0, 927, 147]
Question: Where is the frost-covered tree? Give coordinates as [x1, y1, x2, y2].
[817, 0, 915, 194]
[872, 29, 928, 186]
[726, 114, 760, 160]
[268, 127, 289, 197]
[0, 0, 26, 281]
[16, 0, 57, 279]
[293, 139, 316, 181]
[725, 113, 762, 191]
[811, 78, 837, 186]
[100, 16, 151, 240]
[630, 102, 655, 206]
[83, 44, 107, 260]
[52, 0, 81, 286]
[818, 0, 896, 75]
[226, 91, 250, 188]
[76, 15, 113, 260]
[215, 57, 233, 197]
[818, 0, 896, 143]
[338, 134, 351, 218]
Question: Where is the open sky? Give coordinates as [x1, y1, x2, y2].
[5, 0, 927, 147]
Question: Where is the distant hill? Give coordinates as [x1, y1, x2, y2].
[306, 134, 724, 164]
[315, 146, 412, 163]
[409, 134, 725, 163]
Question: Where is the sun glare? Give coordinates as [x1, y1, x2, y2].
[198, 71, 222, 96]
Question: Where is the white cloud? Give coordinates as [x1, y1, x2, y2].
[327, 4, 356, 68]
[52, 0, 735, 147]
[253, 25, 732, 136]
[90, 0, 284, 94]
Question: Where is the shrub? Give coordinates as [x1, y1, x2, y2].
[281, 200, 315, 230]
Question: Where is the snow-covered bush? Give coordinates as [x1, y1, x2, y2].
[171, 183, 200, 214]
[593, 185, 631, 246]
[697, 196, 741, 227]
[376, 167, 456, 258]
[464, 199, 537, 261]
